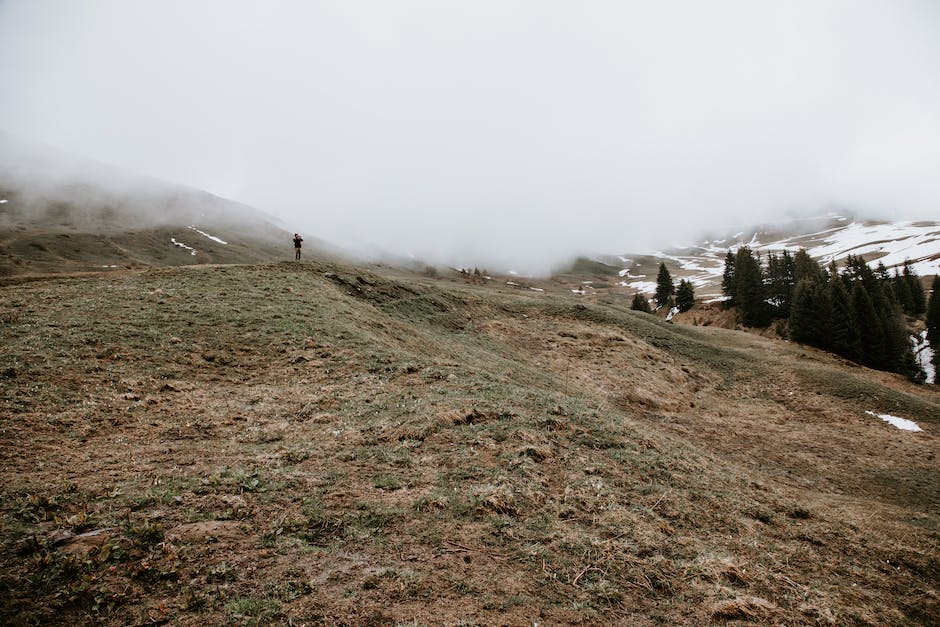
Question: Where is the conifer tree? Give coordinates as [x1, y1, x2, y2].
[676, 279, 695, 312]
[828, 278, 861, 362]
[655, 262, 675, 309]
[733, 246, 768, 327]
[875, 262, 891, 283]
[766, 251, 795, 317]
[852, 283, 885, 369]
[926, 276, 940, 381]
[790, 279, 827, 346]
[927, 275, 940, 385]
[721, 250, 736, 306]
[631, 293, 652, 313]
[927, 276, 940, 343]
[794, 249, 823, 284]
[878, 300, 911, 374]
[892, 269, 915, 315]
[903, 260, 926, 315]
[842, 255, 873, 287]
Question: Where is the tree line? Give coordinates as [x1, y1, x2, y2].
[722, 246, 938, 380]
[631, 262, 694, 314]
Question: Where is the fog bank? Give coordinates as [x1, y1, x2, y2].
[1, 1, 938, 274]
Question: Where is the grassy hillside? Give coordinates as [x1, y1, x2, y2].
[0, 181, 295, 277]
[1, 260, 938, 625]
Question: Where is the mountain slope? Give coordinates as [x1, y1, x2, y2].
[0, 134, 302, 276]
[1, 260, 937, 625]
[607, 215, 940, 300]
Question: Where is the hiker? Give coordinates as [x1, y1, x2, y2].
[293, 233, 303, 260]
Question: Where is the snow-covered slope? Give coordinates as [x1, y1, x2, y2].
[616, 215, 940, 298]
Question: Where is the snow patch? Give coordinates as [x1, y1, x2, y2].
[621, 281, 658, 293]
[170, 238, 198, 256]
[865, 411, 923, 432]
[0, 199, 8, 204]
[805, 221, 940, 276]
[188, 226, 228, 245]
[912, 331, 936, 384]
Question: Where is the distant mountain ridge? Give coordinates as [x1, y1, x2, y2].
[0, 133, 302, 276]
[607, 214, 940, 299]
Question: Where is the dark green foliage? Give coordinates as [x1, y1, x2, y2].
[828, 278, 861, 362]
[765, 251, 795, 317]
[927, 276, 940, 381]
[631, 293, 652, 314]
[675, 280, 695, 312]
[655, 262, 674, 309]
[892, 270, 914, 315]
[903, 260, 926, 315]
[793, 249, 823, 284]
[780, 252, 920, 379]
[851, 283, 885, 369]
[721, 251, 736, 306]
[720, 246, 919, 379]
[789, 279, 831, 347]
[733, 247, 770, 327]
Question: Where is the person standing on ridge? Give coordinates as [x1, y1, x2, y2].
[293, 233, 303, 260]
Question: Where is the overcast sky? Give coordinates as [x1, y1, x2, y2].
[1, 1, 938, 273]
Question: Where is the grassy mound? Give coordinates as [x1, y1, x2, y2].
[1, 261, 937, 625]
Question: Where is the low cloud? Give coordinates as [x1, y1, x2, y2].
[2, 1, 938, 274]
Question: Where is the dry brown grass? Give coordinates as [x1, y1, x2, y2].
[1, 260, 938, 625]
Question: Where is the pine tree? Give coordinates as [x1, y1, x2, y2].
[875, 262, 891, 283]
[793, 249, 823, 284]
[903, 260, 926, 315]
[878, 299, 911, 374]
[631, 293, 652, 313]
[655, 262, 675, 309]
[926, 276, 940, 381]
[852, 284, 885, 369]
[676, 280, 695, 312]
[789, 278, 832, 348]
[721, 250, 736, 306]
[766, 251, 795, 317]
[790, 279, 823, 346]
[892, 269, 915, 315]
[828, 278, 861, 362]
[842, 255, 873, 287]
[733, 247, 768, 327]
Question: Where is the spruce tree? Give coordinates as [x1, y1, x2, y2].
[733, 246, 768, 327]
[655, 262, 675, 309]
[892, 269, 915, 315]
[903, 260, 926, 315]
[676, 279, 695, 312]
[721, 250, 736, 306]
[828, 278, 861, 362]
[925, 276, 940, 381]
[852, 284, 885, 369]
[631, 293, 652, 313]
[790, 279, 823, 346]
[793, 249, 823, 284]
[789, 278, 832, 349]
[765, 251, 795, 317]
[878, 299, 911, 374]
